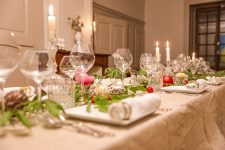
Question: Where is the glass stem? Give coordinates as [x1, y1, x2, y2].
[48, 92, 53, 100]
[121, 71, 125, 88]
[80, 73, 85, 104]
[147, 73, 151, 86]
[70, 77, 75, 99]
[0, 81, 5, 113]
[37, 82, 42, 101]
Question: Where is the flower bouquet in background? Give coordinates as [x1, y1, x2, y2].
[68, 15, 84, 44]
[174, 72, 188, 85]
[68, 15, 84, 32]
[171, 54, 214, 81]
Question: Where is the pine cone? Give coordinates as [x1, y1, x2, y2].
[4, 90, 28, 109]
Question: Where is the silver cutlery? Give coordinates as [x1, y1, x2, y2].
[58, 114, 115, 137]
[39, 113, 114, 138]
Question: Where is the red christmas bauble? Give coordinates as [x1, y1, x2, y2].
[163, 75, 174, 87]
[147, 86, 153, 93]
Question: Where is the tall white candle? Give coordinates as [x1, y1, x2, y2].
[48, 5, 56, 41]
[166, 41, 170, 61]
[155, 41, 160, 62]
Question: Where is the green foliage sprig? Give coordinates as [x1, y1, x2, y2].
[105, 67, 122, 79]
[0, 97, 64, 128]
[185, 70, 225, 81]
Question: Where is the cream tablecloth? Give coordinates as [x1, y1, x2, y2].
[1, 85, 225, 150]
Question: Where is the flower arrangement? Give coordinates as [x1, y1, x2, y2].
[171, 55, 215, 80]
[68, 15, 84, 32]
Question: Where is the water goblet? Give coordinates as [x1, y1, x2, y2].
[60, 56, 76, 98]
[112, 48, 133, 87]
[20, 50, 53, 101]
[140, 53, 157, 76]
[60, 56, 76, 81]
[140, 53, 163, 91]
[69, 43, 95, 104]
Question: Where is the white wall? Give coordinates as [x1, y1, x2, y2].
[1, 0, 93, 87]
[57, 0, 93, 51]
[145, 0, 220, 63]
[144, 0, 185, 63]
[94, 0, 145, 21]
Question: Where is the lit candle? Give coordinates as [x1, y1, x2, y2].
[48, 5, 56, 41]
[155, 41, 160, 62]
[192, 52, 195, 61]
[93, 21, 96, 32]
[166, 41, 170, 61]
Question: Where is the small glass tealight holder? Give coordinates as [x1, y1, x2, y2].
[52, 78, 75, 109]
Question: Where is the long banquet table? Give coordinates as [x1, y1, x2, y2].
[1, 84, 225, 150]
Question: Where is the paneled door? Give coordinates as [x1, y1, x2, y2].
[94, 15, 127, 54]
[0, 0, 35, 46]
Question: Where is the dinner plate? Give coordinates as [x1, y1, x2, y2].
[161, 86, 207, 94]
[66, 105, 157, 126]
[206, 81, 221, 86]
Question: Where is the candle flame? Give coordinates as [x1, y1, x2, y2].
[166, 41, 169, 48]
[49, 5, 54, 16]
[156, 41, 159, 47]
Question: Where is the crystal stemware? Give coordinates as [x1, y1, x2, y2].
[140, 53, 157, 76]
[112, 48, 133, 87]
[60, 56, 76, 80]
[20, 50, 53, 101]
[0, 45, 21, 112]
[41, 74, 65, 100]
[69, 43, 95, 104]
[140, 53, 163, 91]
[59, 56, 76, 98]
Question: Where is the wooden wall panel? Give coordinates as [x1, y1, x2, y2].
[0, 0, 34, 46]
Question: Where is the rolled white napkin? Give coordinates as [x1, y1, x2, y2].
[186, 79, 206, 90]
[108, 94, 161, 120]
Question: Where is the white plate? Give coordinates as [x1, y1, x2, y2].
[206, 81, 221, 86]
[66, 105, 157, 126]
[161, 86, 207, 94]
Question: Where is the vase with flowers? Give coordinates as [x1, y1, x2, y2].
[68, 15, 84, 44]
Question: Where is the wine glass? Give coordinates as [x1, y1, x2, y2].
[112, 48, 133, 87]
[20, 50, 53, 101]
[60, 56, 76, 80]
[0, 45, 21, 112]
[140, 53, 157, 76]
[69, 43, 95, 104]
[140, 53, 162, 91]
[60, 56, 76, 98]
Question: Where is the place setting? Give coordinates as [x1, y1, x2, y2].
[2, 1, 225, 150]
[1, 28, 225, 137]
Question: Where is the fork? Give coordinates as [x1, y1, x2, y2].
[58, 114, 115, 137]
